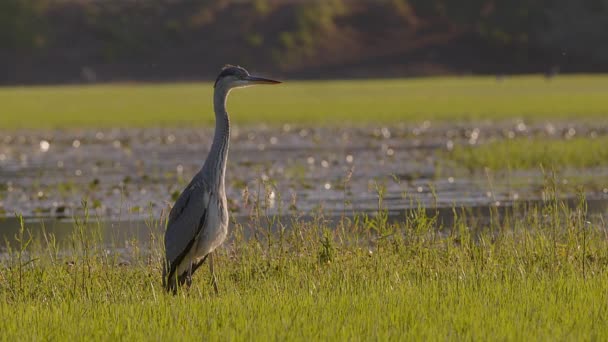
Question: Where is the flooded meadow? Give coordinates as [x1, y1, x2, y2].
[1, 121, 608, 248]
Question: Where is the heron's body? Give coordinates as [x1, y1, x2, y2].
[169, 180, 228, 283]
[163, 65, 280, 293]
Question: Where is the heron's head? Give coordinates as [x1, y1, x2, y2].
[214, 65, 281, 91]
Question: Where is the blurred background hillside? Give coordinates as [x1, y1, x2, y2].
[2, 0, 607, 84]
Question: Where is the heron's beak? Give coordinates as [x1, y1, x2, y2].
[245, 75, 282, 85]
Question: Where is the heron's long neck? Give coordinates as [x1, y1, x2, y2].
[203, 87, 231, 188]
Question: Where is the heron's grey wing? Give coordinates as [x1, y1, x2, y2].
[164, 180, 210, 273]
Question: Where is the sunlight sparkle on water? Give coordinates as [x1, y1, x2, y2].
[40, 140, 50, 152]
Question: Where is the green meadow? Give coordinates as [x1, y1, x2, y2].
[1, 75, 608, 128]
[1, 195, 607, 340]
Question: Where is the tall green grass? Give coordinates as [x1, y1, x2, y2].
[1, 187, 607, 340]
[1, 75, 608, 128]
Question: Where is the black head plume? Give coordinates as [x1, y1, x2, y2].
[214, 65, 249, 88]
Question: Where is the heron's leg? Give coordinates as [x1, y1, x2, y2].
[209, 252, 219, 294]
[185, 261, 194, 288]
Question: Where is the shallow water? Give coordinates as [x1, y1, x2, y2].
[1, 122, 608, 247]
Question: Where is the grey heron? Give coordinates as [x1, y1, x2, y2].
[163, 65, 281, 293]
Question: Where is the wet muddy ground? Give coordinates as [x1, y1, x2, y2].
[1, 121, 608, 246]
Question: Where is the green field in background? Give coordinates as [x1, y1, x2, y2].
[1, 75, 607, 129]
